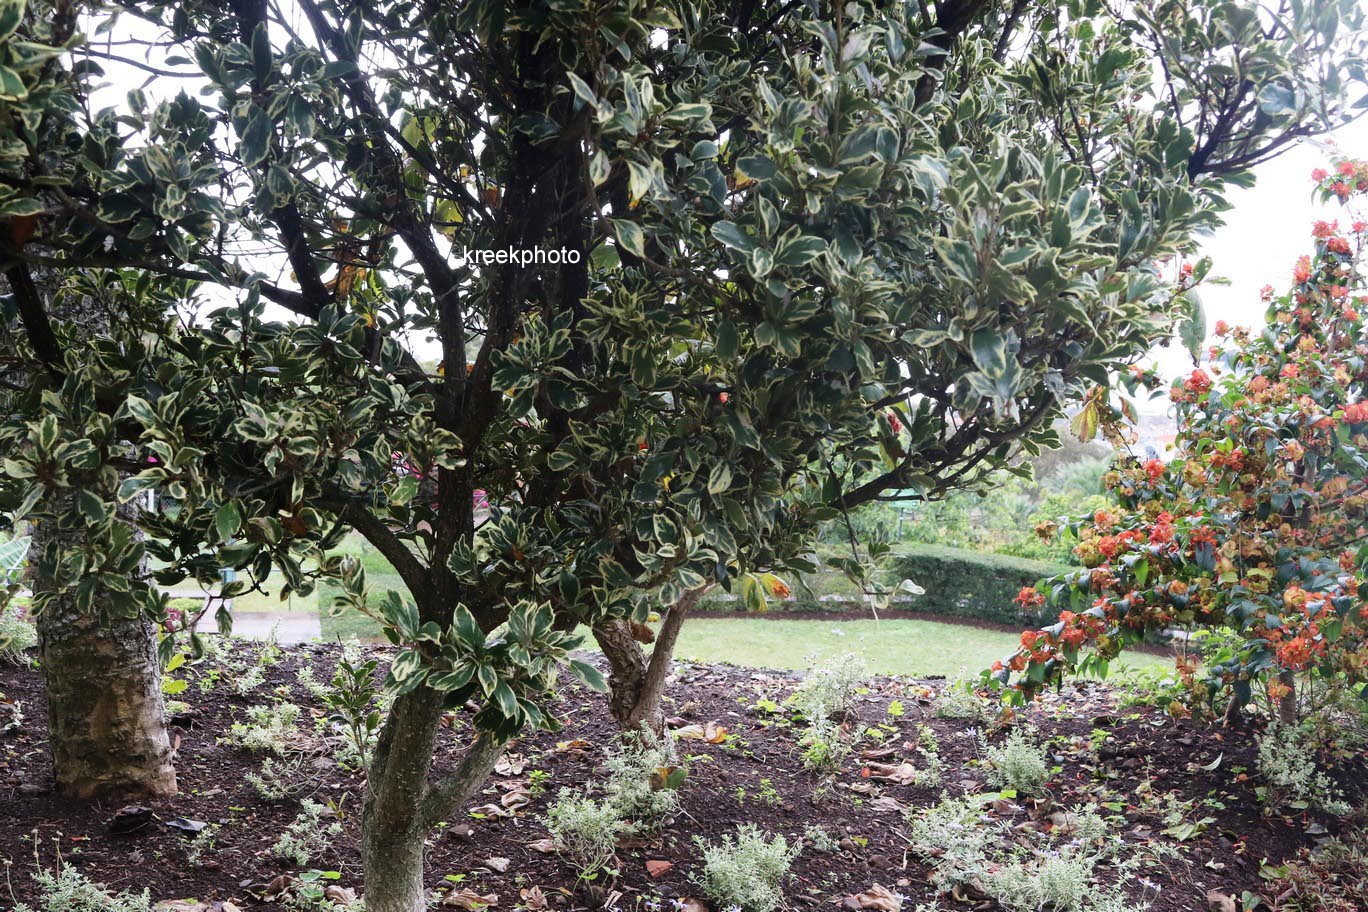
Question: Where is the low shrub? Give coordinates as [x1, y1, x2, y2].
[798, 715, 862, 774]
[246, 755, 310, 801]
[13, 867, 153, 912]
[692, 825, 799, 912]
[1257, 720, 1352, 817]
[272, 799, 342, 867]
[544, 789, 623, 880]
[0, 602, 36, 664]
[223, 702, 303, 754]
[907, 795, 1166, 912]
[603, 726, 684, 832]
[984, 729, 1050, 796]
[790, 653, 867, 720]
[934, 676, 988, 721]
[884, 545, 1069, 626]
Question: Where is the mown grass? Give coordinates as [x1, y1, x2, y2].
[314, 594, 1169, 679]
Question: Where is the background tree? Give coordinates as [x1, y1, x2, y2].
[999, 162, 1368, 726]
[2, 0, 1367, 908]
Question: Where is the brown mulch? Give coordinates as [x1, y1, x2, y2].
[0, 641, 1362, 911]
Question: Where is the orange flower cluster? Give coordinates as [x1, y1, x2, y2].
[994, 159, 1368, 712]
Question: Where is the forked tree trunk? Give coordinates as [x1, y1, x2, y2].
[361, 685, 505, 912]
[30, 502, 177, 798]
[593, 587, 705, 733]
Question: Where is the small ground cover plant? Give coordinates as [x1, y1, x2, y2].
[12, 867, 153, 912]
[272, 799, 344, 867]
[692, 825, 799, 912]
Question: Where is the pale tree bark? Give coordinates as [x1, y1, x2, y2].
[593, 586, 707, 733]
[29, 499, 176, 798]
[360, 685, 505, 912]
[9, 265, 176, 798]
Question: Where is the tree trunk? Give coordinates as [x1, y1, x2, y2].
[361, 685, 505, 912]
[1277, 671, 1297, 725]
[30, 502, 176, 798]
[15, 258, 177, 799]
[593, 587, 705, 733]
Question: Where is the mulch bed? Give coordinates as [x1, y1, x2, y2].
[1, 641, 1363, 911]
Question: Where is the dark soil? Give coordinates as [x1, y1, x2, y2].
[1, 641, 1363, 911]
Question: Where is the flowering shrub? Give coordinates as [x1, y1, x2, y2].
[993, 162, 1368, 720]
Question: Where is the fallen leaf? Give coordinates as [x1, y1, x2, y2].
[554, 739, 590, 752]
[324, 886, 357, 906]
[674, 722, 728, 743]
[843, 884, 903, 912]
[866, 796, 907, 814]
[494, 754, 527, 776]
[1205, 889, 1236, 912]
[680, 899, 708, 912]
[859, 746, 898, 761]
[527, 837, 559, 854]
[519, 888, 547, 911]
[468, 803, 513, 819]
[443, 889, 499, 910]
[484, 857, 511, 873]
[500, 788, 531, 811]
[645, 859, 673, 879]
[165, 818, 209, 834]
[863, 762, 917, 785]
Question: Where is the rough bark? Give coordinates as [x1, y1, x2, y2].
[30, 500, 176, 798]
[360, 685, 505, 912]
[12, 263, 176, 799]
[593, 587, 706, 733]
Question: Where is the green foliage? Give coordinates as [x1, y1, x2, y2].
[0, 600, 34, 663]
[245, 755, 309, 802]
[324, 654, 381, 769]
[223, 702, 302, 754]
[3, 0, 1367, 902]
[848, 453, 1110, 563]
[1256, 720, 1352, 817]
[789, 653, 867, 721]
[692, 825, 799, 912]
[602, 726, 685, 833]
[907, 795, 1165, 912]
[886, 546, 1070, 626]
[544, 789, 624, 880]
[272, 799, 343, 868]
[998, 162, 1368, 713]
[984, 729, 1050, 797]
[934, 676, 990, 722]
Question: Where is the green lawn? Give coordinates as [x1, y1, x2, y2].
[314, 598, 1170, 680]
[669, 616, 1170, 678]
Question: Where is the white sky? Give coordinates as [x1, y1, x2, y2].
[1146, 116, 1368, 400]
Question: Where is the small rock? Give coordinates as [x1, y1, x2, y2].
[484, 857, 511, 873]
[17, 782, 44, 796]
[110, 805, 155, 835]
[166, 817, 209, 835]
[645, 859, 673, 878]
[450, 823, 474, 841]
[867, 854, 894, 870]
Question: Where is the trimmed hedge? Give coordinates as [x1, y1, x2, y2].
[884, 544, 1071, 626]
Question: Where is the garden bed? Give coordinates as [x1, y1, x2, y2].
[1, 641, 1363, 912]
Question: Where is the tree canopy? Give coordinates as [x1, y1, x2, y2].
[3, 0, 1367, 907]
